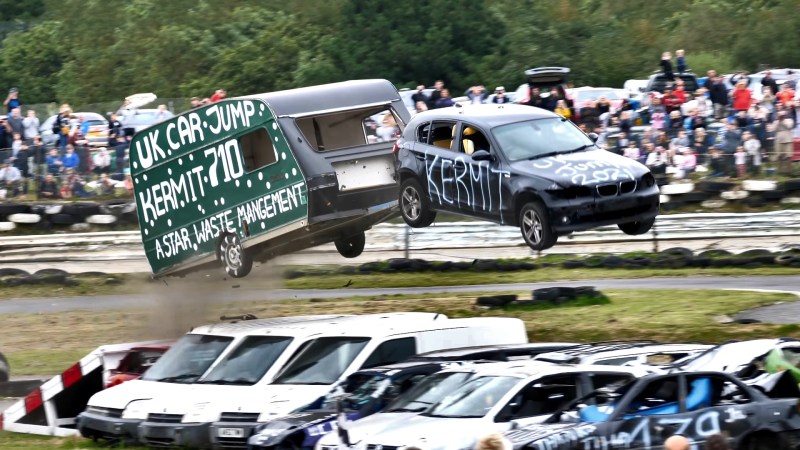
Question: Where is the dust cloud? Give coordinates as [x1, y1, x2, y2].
[142, 259, 285, 340]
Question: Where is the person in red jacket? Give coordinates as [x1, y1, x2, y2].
[731, 80, 752, 113]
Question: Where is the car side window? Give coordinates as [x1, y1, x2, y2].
[240, 127, 278, 172]
[416, 122, 431, 143]
[458, 124, 491, 156]
[688, 374, 748, 407]
[428, 121, 457, 151]
[588, 373, 635, 391]
[623, 377, 680, 417]
[361, 337, 417, 369]
[497, 374, 579, 421]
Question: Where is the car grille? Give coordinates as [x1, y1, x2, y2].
[87, 406, 124, 418]
[217, 436, 250, 449]
[596, 180, 637, 197]
[146, 413, 183, 423]
[142, 436, 176, 448]
[367, 445, 401, 450]
[320, 445, 338, 450]
[219, 412, 260, 423]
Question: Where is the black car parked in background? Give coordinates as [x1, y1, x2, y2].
[393, 104, 660, 250]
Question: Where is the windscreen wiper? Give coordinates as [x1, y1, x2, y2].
[156, 373, 201, 383]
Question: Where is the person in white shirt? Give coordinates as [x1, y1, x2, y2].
[742, 131, 762, 176]
[22, 110, 39, 143]
[92, 147, 111, 175]
[0, 159, 22, 197]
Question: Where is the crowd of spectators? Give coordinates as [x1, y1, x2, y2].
[410, 55, 798, 181]
[0, 87, 230, 200]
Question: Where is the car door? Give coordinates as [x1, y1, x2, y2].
[452, 122, 505, 221]
[415, 120, 458, 211]
[494, 373, 581, 429]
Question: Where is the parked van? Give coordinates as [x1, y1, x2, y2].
[130, 80, 410, 278]
[133, 314, 527, 449]
[77, 315, 348, 443]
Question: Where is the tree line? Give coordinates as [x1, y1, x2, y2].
[2, 0, 799, 106]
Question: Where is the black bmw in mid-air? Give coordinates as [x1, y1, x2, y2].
[393, 104, 660, 250]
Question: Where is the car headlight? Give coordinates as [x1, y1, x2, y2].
[121, 400, 151, 420]
[257, 411, 281, 422]
[181, 402, 219, 423]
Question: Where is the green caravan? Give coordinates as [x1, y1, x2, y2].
[130, 80, 410, 278]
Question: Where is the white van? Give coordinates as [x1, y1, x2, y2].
[77, 315, 349, 443]
[133, 314, 527, 449]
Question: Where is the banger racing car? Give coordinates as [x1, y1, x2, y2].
[315, 361, 651, 450]
[505, 371, 800, 450]
[393, 104, 660, 251]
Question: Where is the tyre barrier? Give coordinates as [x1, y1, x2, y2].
[476, 287, 606, 309]
[0, 201, 137, 231]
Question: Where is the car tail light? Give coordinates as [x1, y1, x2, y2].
[392, 141, 400, 157]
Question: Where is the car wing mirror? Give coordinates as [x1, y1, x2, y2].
[587, 133, 599, 142]
[471, 150, 492, 161]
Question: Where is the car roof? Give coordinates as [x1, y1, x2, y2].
[443, 359, 648, 379]
[408, 342, 579, 361]
[534, 342, 711, 364]
[241, 79, 402, 118]
[190, 312, 513, 339]
[409, 103, 557, 128]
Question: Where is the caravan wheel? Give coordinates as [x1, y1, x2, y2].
[218, 233, 253, 278]
[335, 231, 366, 258]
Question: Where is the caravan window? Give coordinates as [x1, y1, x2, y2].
[240, 128, 278, 172]
[296, 106, 404, 152]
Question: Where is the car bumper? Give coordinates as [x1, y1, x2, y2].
[76, 411, 141, 443]
[209, 421, 260, 449]
[138, 421, 212, 449]
[547, 189, 660, 234]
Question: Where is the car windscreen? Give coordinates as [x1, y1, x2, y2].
[492, 117, 594, 162]
[273, 337, 370, 385]
[385, 371, 475, 413]
[321, 372, 393, 411]
[141, 334, 233, 383]
[195, 336, 293, 385]
[125, 111, 172, 126]
[425, 375, 519, 419]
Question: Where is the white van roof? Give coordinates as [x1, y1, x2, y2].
[188, 312, 452, 338]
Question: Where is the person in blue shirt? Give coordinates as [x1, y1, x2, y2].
[4, 88, 21, 113]
[62, 146, 79, 171]
[46, 148, 63, 175]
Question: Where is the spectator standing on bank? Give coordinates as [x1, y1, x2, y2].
[492, 87, 511, 104]
[579, 101, 600, 132]
[30, 135, 45, 177]
[22, 110, 39, 143]
[527, 87, 546, 109]
[761, 71, 779, 96]
[705, 71, 729, 119]
[0, 158, 21, 198]
[428, 80, 445, 109]
[54, 104, 72, 152]
[775, 110, 795, 175]
[114, 135, 128, 173]
[5, 107, 23, 138]
[93, 147, 111, 175]
[675, 49, 688, 73]
[108, 112, 123, 145]
[434, 89, 455, 108]
[411, 85, 428, 107]
[465, 85, 488, 104]
[554, 99, 571, 120]
[660, 51, 674, 81]
[722, 120, 742, 176]
[731, 80, 752, 114]
[776, 83, 796, 108]
[210, 89, 226, 102]
[3, 88, 20, 113]
[734, 146, 747, 178]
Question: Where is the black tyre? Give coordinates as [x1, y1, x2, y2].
[49, 214, 79, 225]
[218, 233, 253, 278]
[697, 180, 736, 193]
[561, 260, 585, 269]
[335, 231, 366, 258]
[0, 268, 29, 277]
[0, 352, 8, 382]
[660, 247, 694, 258]
[618, 217, 656, 235]
[680, 191, 711, 203]
[533, 287, 561, 301]
[61, 202, 101, 218]
[399, 179, 436, 228]
[698, 249, 732, 258]
[519, 202, 556, 251]
[34, 268, 69, 277]
[0, 203, 30, 215]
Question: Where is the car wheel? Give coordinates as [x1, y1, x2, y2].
[618, 217, 656, 235]
[0, 352, 9, 382]
[334, 231, 366, 258]
[399, 179, 436, 228]
[519, 202, 556, 251]
[218, 233, 252, 278]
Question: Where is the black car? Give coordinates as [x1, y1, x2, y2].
[393, 104, 660, 250]
[505, 371, 800, 450]
[645, 71, 700, 94]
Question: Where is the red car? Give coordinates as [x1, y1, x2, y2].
[105, 345, 171, 388]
